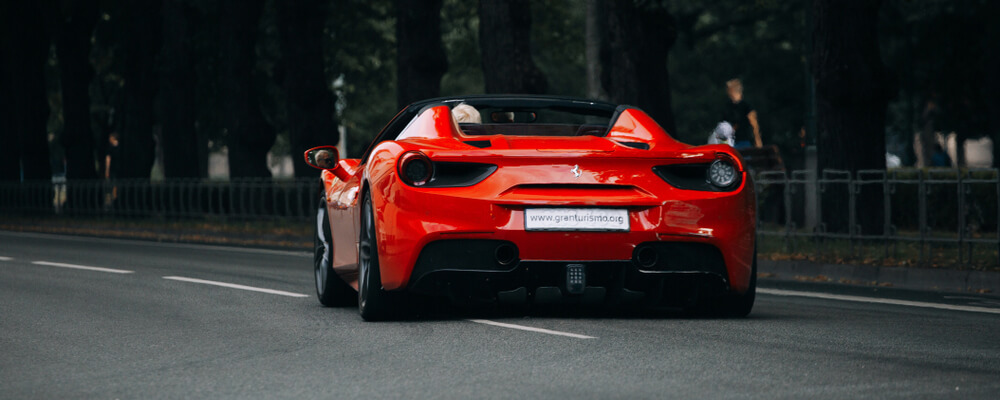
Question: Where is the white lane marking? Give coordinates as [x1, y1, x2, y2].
[468, 319, 596, 339]
[0, 231, 311, 258]
[32, 261, 134, 274]
[163, 276, 309, 298]
[0, 256, 12, 261]
[759, 288, 1000, 315]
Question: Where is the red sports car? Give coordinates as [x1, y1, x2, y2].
[305, 95, 756, 320]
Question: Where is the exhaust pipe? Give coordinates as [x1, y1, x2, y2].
[495, 243, 518, 266]
[635, 246, 658, 269]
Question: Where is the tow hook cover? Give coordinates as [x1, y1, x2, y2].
[566, 264, 586, 294]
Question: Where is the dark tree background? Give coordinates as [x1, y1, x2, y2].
[159, 0, 203, 179]
[1, 0, 998, 186]
[812, 0, 890, 235]
[1, 1, 51, 181]
[53, 0, 101, 181]
[279, 0, 339, 178]
[602, 0, 678, 135]
[988, 2, 1000, 165]
[396, 0, 448, 109]
[812, 0, 888, 173]
[118, 0, 163, 179]
[218, 0, 274, 179]
[479, 0, 547, 94]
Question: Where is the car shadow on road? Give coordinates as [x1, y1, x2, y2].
[371, 295, 784, 322]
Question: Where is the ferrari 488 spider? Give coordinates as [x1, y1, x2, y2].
[305, 95, 756, 320]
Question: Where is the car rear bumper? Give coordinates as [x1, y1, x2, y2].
[375, 197, 755, 293]
[370, 171, 756, 293]
[404, 239, 734, 306]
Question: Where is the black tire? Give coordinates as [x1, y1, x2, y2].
[715, 251, 757, 317]
[358, 193, 396, 321]
[315, 206, 356, 307]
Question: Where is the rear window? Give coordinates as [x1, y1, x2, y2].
[458, 104, 613, 137]
[459, 123, 609, 137]
[364, 97, 619, 160]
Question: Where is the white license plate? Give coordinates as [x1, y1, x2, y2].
[524, 208, 629, 231]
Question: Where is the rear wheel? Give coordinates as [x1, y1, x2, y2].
[358, 193, 396, 321]
[715, 251, 757, 317]
[315, 205, 355, 306]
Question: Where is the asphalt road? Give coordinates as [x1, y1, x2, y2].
[2, 231, 999, 399]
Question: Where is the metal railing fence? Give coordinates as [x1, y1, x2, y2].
[0, 178, 321, 221]
[2, 169, 998, 267]
[754, 168, 1000, 267]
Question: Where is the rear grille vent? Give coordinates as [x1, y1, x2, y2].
[632, 242, 727, 277]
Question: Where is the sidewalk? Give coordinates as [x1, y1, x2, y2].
[759, 259, 999, 295]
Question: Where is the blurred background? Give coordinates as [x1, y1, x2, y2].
[1, 0, 998, 268]
[2, 0, 997, 181]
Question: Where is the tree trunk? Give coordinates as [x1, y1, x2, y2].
[988, 3, 1000, 168]
[396, 0, 448, 109]
[811, 0, 888, 235]
[0, 1, 51, 181]
[602, 1, 677, 135]
[811, 0, 888, 173]
[54, 0, 100, 181]
[219, 0, 274, 179]
[279, 0, 339, 177]
[602, 1, 638, 109]
[584, 0, 606, 101]
[0, 44, 17, 181]
[635, 8, 677, 136]
[953, 130, 965, 168]
[118, 0, 163, 180]
[478, 0, 547, 94]
[159, 0, 204, 179]
[918, 96, 938, 168]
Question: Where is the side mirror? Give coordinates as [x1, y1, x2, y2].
[304, 146, 339, 170]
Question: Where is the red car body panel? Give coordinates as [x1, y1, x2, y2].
[322, 165, 362, 290]
[319, 99, 756, 301]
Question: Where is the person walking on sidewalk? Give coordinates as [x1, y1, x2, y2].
[721, 79, 762, 149]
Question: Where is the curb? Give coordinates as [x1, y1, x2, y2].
[759, 259, 999, 294]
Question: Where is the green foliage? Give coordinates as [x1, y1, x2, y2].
[440, 0, 484, 96]
[530, 0, 586, 98]
[329, 0, 397, 158]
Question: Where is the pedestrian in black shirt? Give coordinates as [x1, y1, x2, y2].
[721, 79, 762, 149]
[105, 132, 121, 178]
[104, 133, 120, 208]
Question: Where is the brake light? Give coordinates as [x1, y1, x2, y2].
[398, 151, 434, 186]
[708, 159, 738, 188]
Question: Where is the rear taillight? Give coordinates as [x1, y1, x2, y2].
[708, 159, 738, 188]
[398, 151, 433, 186]
[653, 153, 743, 192]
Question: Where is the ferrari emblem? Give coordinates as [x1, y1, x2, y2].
[571, 165, 581, 178]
